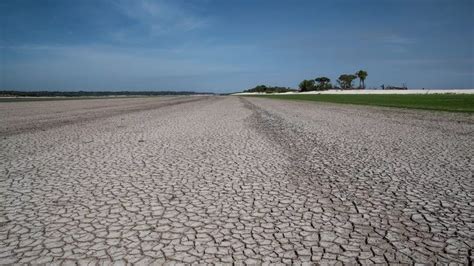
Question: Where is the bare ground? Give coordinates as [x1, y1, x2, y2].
[1, 96, 472, 264]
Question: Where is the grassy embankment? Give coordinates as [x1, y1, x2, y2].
[248, 94, 474, 113]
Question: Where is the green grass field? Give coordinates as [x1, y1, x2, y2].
[248, 94, 474, 113]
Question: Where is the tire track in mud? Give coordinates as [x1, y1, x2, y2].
[240, 96, 358, 199]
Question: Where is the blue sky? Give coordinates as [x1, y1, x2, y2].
[1, 0, 473, 92]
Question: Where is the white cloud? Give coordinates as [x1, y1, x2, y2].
[111, 0, 209, 36]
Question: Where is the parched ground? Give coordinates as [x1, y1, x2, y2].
[0, 96, 472, 264]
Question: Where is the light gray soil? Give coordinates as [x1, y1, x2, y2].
[1, 96, 472, 264]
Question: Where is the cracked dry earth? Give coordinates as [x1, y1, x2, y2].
[1, 96, 473, 265]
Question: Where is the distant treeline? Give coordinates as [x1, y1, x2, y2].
[244, 85, 297, 93]
[299, 70, 368, 91]
[245, 70, 370, 93]
[0, 90, 214, 97]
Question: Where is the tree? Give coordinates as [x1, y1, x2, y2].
[314, 77, 332, 90]
[355, 70, 368, 89]
[244, 85, 296, 93]
[337, 74, 357, 89]
[255, 85, 268, 92]
[299, 79, 315, 92]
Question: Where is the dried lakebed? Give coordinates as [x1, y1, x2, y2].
[1, 96, 473, 264]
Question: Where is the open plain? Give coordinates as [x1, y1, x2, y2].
[1, 96, 473, 264]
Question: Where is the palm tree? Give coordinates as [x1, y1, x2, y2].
[356, 70, 368, 89]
